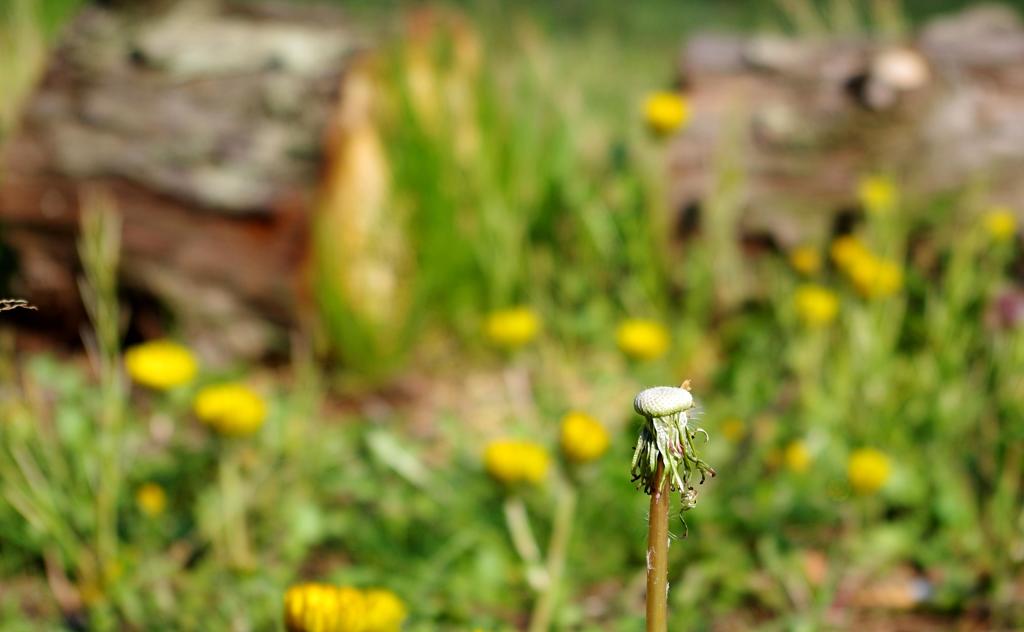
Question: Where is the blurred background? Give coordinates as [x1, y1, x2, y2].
[1, 0, 1022, 630]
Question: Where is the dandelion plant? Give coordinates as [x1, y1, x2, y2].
[631, 381, 715, 632]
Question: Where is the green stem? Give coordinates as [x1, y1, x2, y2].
[219, 447, 253, 570]
[503, 495, 548, 590]
[95, 366, 122, 572]
[528, 479, 577, 632]
[80, 204, 124, 576]
[646, 458, 670, 632]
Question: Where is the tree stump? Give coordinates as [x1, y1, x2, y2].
[669, 4, 1024, 248]
[0, 0, 370, 359]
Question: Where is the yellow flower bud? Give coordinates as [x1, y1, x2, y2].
[135, 483, 167, 517]
[857, 175, 897, 215]
[483, 307, 540, 350]
[615, 319, 670, 361]
[124, 340, 197, 390]
[483, 439, 550, 487]
[847, 448, 891, 495]
[871, 259, 904, 297]
[984, 206, 1017, 241]
[784, 440, 811, 473]
[194, 383, 267, 437]
[644, 91, 690, 136]
[830, 235, 870, 271]
[794, 285, 839, 327]
[559, 411, 610, 464]
[788, 245, 822, 276]
[848, 256, 903, 299]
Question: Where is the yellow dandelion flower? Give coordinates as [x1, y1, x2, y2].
[483, 307, 540, 350]
[984, 206, 1017, 241]
[848, 256, 903, 299]
[616, 318, 670, 361]
[720, 418, 745, 443]
[135, 483, 167, 517]
[559, 411, 610, 464]
[872, 259, 903, 296]
[847, 447, 891, 495]
[846, 256, 874, 294]
[363, 589, 408, 632]
[794, 285, 839, 327]
[644, 91, 690, 136]
[829, 235, 869, 271]
[857, 175, 897, 215]
[284, 583, 345, 632]
[788, 245, 822, 276]
[334, 587, 368, 632]
[194, 383, 267, 436]
[283, 584, 398, 632]
[124, 340, 198, 390]
[483, 439, 550, 487]
[784, 440, 811, 473]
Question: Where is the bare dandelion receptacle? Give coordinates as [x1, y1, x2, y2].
[631, 383, 715, 507]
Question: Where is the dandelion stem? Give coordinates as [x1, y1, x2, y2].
[528, 479, 576, 632]
[503, 495, 548, 590]
[646, 458, 670, 632]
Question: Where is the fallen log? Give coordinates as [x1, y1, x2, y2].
[0, 0, 370, 359]
[669, 4, 1024, 248]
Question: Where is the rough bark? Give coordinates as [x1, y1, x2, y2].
[0, 0, 366, 359]
[669, 4, 1024, 248]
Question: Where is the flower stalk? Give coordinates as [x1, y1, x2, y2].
[646, 458, 669, 632]
[528, 478, 576, 632]
[218, 445, 254, 570]
[503, 495, 549, 590]
[631, 382, 715, 632]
